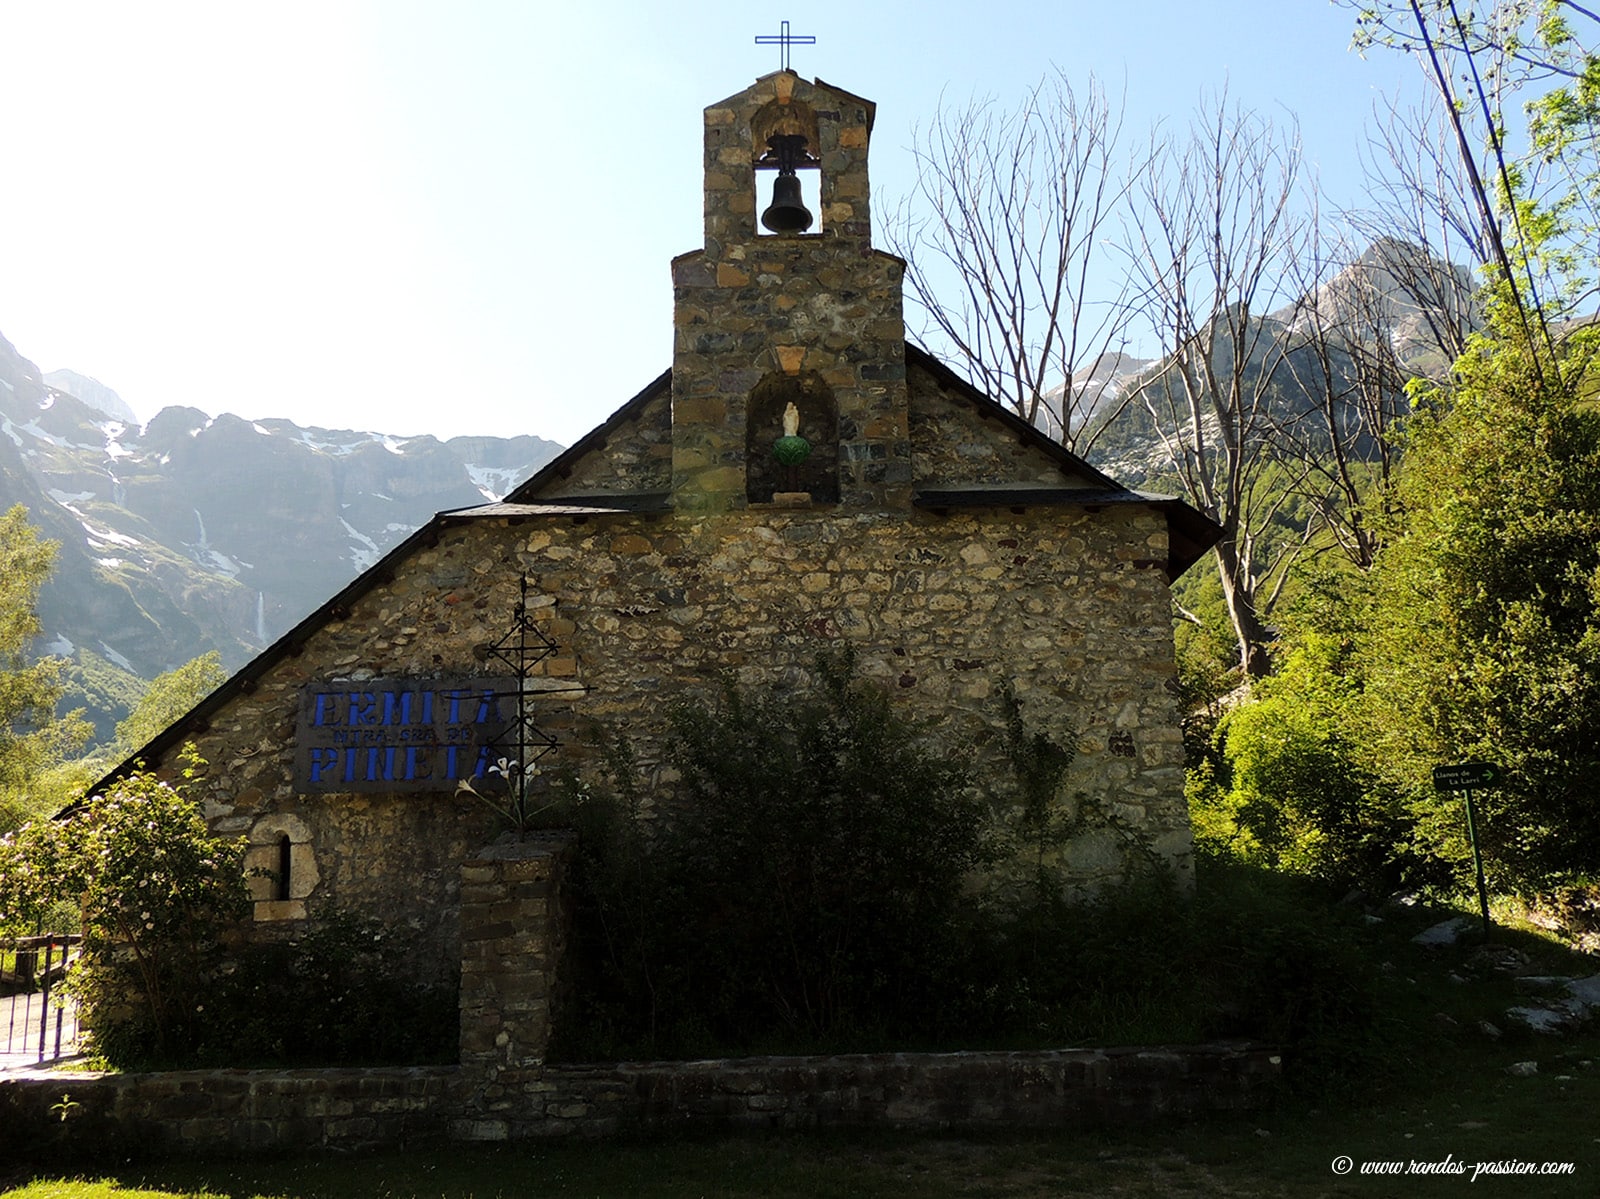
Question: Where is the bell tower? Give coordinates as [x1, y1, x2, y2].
[669, 71, 910, 512]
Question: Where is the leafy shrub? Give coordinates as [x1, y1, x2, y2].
[207, 913, 456, 1068]
[74, 909, 456, 1070]
[2, 756, 452, 1069]
[549, 656, 1391, 1099]
[953, 858, 1390, 1097]
[551, 652, 988, 1058]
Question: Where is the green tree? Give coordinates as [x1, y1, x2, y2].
[1361, 324, 1600, 887]
[0, 505, 89, 831]
[1201, 6, 1600, 897]
[113, 651, 227, 758]
[1206, 322, 1600, 893]
[1191, 567, 1413, 888]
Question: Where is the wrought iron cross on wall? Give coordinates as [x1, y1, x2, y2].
[754, 20, 816, 71]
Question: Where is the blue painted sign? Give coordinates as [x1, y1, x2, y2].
[294, 678, 517, 793]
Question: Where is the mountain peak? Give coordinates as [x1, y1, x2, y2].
[44, 370, 139, 425]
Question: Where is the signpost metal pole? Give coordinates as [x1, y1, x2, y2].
[1432, 761, 1499, 942]
[1461, 785, 1492, 940]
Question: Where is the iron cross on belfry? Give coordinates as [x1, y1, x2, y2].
[755, 20, 816, 71]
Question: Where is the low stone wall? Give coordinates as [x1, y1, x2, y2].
[3, 853, 1278, 1160]
[3, 1043, 1279, 1159]
[458, 1043, 1280, 1141]
[0, 1065, 458, 1161]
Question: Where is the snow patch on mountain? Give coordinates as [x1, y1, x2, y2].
[83, 521, 141, 548]
[466, 463, 522, 501]
[100, 420, 133, 459]
[2, 324, 565, 697]
[197, 548, 246, 577]
[97, 642, 135, 672]
[17, 420, 70, 448]
[342, 518, 382, 572]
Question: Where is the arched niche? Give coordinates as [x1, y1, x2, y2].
[751, 96, 820, 152]
[746, 370, 839, 504]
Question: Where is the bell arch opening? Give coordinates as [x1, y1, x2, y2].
[751, 97, 822, 238]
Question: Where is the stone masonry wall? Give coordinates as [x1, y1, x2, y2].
[909, 361, 1099, 488]
[519, 1045, 1281, 1139]
[0, 1044, 1279, 1158]
[537, 384, 672, 497]
[0, 1065, 456, 1160]
[671, 243, 908, 510]
[175, 498, 1188, 981]
[456, 838, 570, 1139]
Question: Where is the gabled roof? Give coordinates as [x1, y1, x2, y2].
[714, 72, 878, 136]
[905, 343, 1128, 491]
[85, 496, 647, 796]
[88, 347, 1221, 797]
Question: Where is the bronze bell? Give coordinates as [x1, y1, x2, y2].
[760, 133, 814, 234]
[762, 173, 814, 233]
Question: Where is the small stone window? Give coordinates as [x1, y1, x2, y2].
[245, 814, 319, 922]
[275, 834, 293, 902]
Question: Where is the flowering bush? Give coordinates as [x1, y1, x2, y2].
[0, 752, 248, 1058]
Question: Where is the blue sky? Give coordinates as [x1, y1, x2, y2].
[0, 1, 1425, 447]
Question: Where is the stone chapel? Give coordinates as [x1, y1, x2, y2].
[110, 72, 1221, 985]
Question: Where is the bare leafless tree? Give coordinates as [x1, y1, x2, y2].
[886, 71, 1155, 453]
[1352, 92, 1488, 370]
[1244, 94, 1487, 574]
[1122, 91, 1310, 678]
[1274, 216, 1415, 570]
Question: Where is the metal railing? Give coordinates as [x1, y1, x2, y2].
[2, 933, 81, 1068]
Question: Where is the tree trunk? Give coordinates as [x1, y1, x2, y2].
[1214, 540, 1273, 678]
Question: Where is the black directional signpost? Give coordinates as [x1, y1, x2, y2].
[1432, 761, 1501, 940]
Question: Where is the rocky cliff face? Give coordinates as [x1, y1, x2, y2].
[0, 331, 560, 735]
[1081, 239, 1478, 486]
